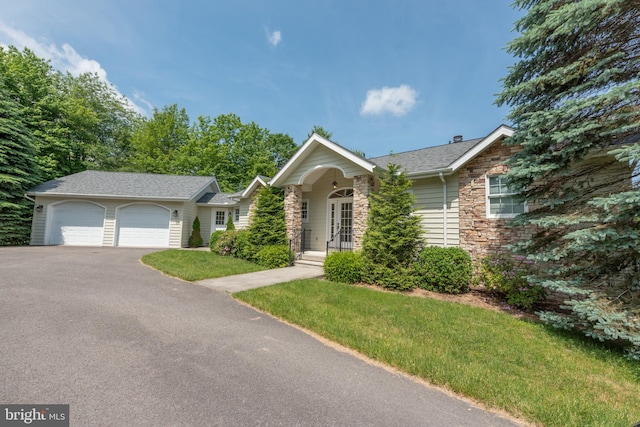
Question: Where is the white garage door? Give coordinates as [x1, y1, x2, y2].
[117, 204, 170, 247]
[49, 201, 105, 246]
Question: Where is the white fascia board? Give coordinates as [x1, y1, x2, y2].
[28, 193, 190, 202]
[270, 133, 376, 187]
[407, 167, 454, 180]
[189, 177, 221, 200]
[240, 176, 268, 198]
[448, 124, 515, 173]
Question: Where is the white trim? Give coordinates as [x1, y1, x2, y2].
[115, 202, 172, 247]
[326, 188, 354, 245]
[438, 172, 448, 247]
[271, 133, 376, 187]
[298, 164, 348, 185]
[46, 200, 107, 246]
[241, 176, 269, 199]
[485, 174, 528, 219]
[301, 199, 309, 223]
[448, 125, 515, 173]
[211, 208, 229, 232]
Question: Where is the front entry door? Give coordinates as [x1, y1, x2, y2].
[212, 209, 228, 232]
[327, 189, 353, 250]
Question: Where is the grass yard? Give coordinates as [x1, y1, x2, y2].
[141, 249, 265, 281]
[235, 279, 640, 427]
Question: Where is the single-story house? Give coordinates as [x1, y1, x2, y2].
[26, 171, 262, 248]
[274, 124, 528, 260]
[27, 123, 631, 259]
[27, 124, 532, 259]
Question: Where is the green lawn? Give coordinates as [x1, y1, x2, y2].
[234, 279, 640, 427]
[141, 249, 265, 281]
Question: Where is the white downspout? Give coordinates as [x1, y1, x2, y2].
[438, 172, 447, 247]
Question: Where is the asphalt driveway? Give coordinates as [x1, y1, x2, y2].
[0, 247, 521, 426]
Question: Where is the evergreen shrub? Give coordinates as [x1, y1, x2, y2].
[362, 262, 416, 291]
[188, 216, 204, 247]
[209, 230, 224, 252]
[226, 215, 235, 230]
[234, 229, 252, 260]
[414, 246, 472, 294]
[324, 251, 364, 284]
[476, 252, 545, 310]
[256, 245, 292, 269]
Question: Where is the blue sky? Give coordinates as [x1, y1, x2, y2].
[0, 1, 523, 158]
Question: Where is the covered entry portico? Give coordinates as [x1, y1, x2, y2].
[270, 133, 378, 257]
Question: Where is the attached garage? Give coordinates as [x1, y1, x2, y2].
[116, 204, 171, 247]
[48, 201, 106, 246]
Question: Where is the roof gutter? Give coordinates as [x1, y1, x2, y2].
[438, 172, 448, 247]
[407, 167, 453, 180]
[24, 194, 37, 203]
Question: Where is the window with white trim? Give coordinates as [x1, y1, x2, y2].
[215, 210, 226, 226]
[301, 199, 309, 223]
[486, 175, 527, 218]
[234, 208, 240, 222]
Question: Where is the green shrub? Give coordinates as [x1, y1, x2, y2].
[209, 230, 224, 252]
[255, 245, 292, 269]
[476, 252, 546, 310]
[234, 229, 252, 260]
[414, 246, 472, 294]
[362, 261, 417, 291]
[189, 216, 204, 248]
[226, 215, 236, 231]
[215, 230, 239, 257]
[324, 251, 364, 284]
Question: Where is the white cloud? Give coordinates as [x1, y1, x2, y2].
[0, 22, 147, 114]
[360, 84, 418, 117]
[267, 29, 282, 47]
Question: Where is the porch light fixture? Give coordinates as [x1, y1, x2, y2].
[172, 209, 179, 218]
[332, 169, 338, 189]
[35, 204, 43, 212]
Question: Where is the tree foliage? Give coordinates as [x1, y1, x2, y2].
[245, 186, 288, 259]
[130, 111, 297, 192]
[496, 0, 640, 358]
[361, 163, 423, 290]
[0, 81, 40, 245]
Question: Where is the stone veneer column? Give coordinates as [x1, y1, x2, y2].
[284, 184, 302, 241]
[352, 174, 374, 250]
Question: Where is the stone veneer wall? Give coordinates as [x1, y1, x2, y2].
[284, 184, 302, 241]
[352, 174, 374, 250]
[458, 139, 533, 261]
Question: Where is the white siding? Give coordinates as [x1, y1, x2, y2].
[412, 175, 460, 247]
[301, 170, 355, 252]
[283, 145, 370, 185]
[30, 196, 185, 248]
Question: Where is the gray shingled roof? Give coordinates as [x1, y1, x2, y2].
[368, 137, 484, 175]
[196, 192, 237, 205]
[28, 170, 216, 200]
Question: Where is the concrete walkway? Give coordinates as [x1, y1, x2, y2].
[196, 264, 324, 292]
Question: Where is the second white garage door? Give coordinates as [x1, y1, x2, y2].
[116, 204, 171, 247]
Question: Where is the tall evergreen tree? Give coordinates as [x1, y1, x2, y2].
[246, 185, 287, 254]
[496, 0, 640, 358]
[0, 82, 40, 245]
[362, 163, 423, 290]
